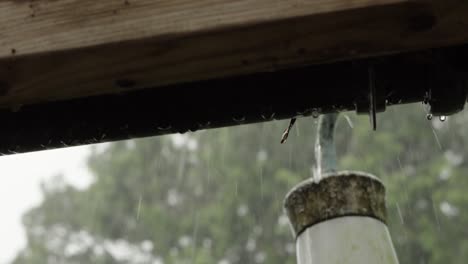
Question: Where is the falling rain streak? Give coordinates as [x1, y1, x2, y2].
[431, 126, 443, 150]
[396, 203, 404, 225]
[431, 197, 441, 232]
[191, 213, 200, 263]
[261, 166, 264, 200]
[136, 195, 143, 221]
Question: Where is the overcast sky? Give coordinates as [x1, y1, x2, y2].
[0, 145, 94, 264]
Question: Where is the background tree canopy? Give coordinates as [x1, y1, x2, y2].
[12, 104, 468, 263]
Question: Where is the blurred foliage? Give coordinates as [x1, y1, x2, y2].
[12, 104, 468, 263]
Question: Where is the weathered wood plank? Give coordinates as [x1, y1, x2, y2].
[0, 0, 467, 107]
[0, 0, 403, 57]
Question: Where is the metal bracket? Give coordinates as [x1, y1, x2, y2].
[426, 54, 467, 117]
[355, 63, 386, 130]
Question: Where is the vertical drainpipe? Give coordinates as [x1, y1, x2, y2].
[284, 114, 399, 264]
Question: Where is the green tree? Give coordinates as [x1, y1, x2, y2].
[13, 104, 468, 263]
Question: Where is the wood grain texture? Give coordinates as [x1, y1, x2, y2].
[0, 0, 402, 57]
[0, 0, 467, 107]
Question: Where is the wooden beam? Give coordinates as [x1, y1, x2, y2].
[0, 0, 467, 107]
[0, 44, 466, 155]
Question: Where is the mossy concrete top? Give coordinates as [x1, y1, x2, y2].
[284, 171, 387, 238]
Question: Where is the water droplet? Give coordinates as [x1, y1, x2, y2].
[260, 107, 275, 120]
[233, 116, 246, 123]
[312, 108, 320, 118]
[197, 121, 211, 128]
[261, 112, 275, 120]
[7, 149, 17, 154]
[440, 116, 446, 122]
[426, 114, 433, 120]
[157, 125, 172, 131]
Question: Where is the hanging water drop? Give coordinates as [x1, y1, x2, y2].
[312, 109, 320, 118]
[426, 114, 433, 120]
[260, 107, 275, 120]
[261, 112, 275, 120]
[157, 125, 172, 131]
[439, 116, 446, 122]
[233, 116, 246, 123]
[197, 121, 211, 129]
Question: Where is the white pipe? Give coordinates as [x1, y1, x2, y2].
[296, 216, 399, 264]
[284, 172, 399, 264]
[285, 114, 399, 264]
